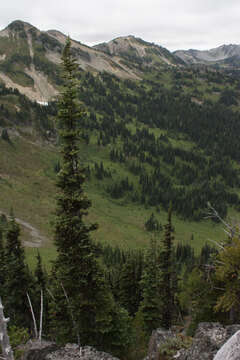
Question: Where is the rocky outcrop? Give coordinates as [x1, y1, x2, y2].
[214, 330, 240, 360]
[47, 344, 120, 360]
[20, 341, 119, 360]
[176, 323, 240, 360]
[145, 323, 240, 360]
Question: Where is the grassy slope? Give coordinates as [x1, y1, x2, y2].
[0, 133, 229, 271]
[1, 64, 240, 270]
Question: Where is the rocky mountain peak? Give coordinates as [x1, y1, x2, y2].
[6, 19, 37, 33]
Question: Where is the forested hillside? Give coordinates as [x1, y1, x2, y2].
[2, 25, 240, 359]
[1, 40, 240, 252]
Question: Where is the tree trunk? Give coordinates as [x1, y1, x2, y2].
[0, 297, 14, 360]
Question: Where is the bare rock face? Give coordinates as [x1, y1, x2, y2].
[214, 330, 240, 360]
[176, 323, 240, 360]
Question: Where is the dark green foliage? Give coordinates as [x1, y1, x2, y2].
[0, 228, 5, 290]
[219, 89, 238, 106]
[106, 176, 134, 199]
[145, 213, 162, 232]
[1, 128, 10, 142]
[94, 161, 112, 179]
[159, 205, 175, 329]
[119, 254, 143, 316]
[139, 237, 161, 334]
[3, 216, 32, 328]
[53, 160, 61, 174]
[175, 243, 195, 273]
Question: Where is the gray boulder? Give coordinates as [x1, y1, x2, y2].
[176, 323, 240, 360]
[214, 330, 240, 360]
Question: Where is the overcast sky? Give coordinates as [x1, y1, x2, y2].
[1, 0, 240, 51]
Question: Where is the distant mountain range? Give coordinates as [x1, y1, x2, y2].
[174, 44, 240, 65]
[0, 20, 240, 102]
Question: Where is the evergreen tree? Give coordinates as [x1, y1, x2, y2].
[50, 38, 131, 353]
[0, 227, 5, 292]
[119, 254, 142, 316]
[4, 216, 30, 327]
[159, 204, 175, 329]
[138, 237, 161, 335]
[35, 251, 46, 291]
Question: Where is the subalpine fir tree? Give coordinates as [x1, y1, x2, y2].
[0, 228, 5, 291]
[50, 39, 131, 353]
[159, 204, 175, 329]
[138, 237, 161, 335]
[4, 216, 30, 327]
[119, 254, 142, 316]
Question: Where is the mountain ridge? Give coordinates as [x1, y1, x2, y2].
[0, 20, 181, 102]
[174, 43, 240, 65]
[1, 20, 240, 102]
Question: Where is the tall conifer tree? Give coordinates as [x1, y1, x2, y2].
[139, 237, 161, 335]
[159, 204, 175, 329]
[50, 39, 130, 353]
[0, 228, 5, 292]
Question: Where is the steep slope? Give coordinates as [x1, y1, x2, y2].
[0, 20, 143, 102]
[174, 44, 240, 67]
[0, 20, 60, 102]
[94, 35, 182, 68]
[46, 30, 140, 79]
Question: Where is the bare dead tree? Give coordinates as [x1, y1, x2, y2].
[0, 297, 14, 360]
[205, 202, 240, 248]
[26, 293, 38, 339]
[39, 290, 43, 342]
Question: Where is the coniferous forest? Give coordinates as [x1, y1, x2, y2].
[2, 35, 240, 360]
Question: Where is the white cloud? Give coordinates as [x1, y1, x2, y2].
[0, 0, 240, 51]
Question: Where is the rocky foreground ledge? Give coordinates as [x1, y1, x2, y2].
[20, 322, 240, 360]
[21, 342, 119, 360]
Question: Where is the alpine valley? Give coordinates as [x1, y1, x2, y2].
[1, 19, 240, 266]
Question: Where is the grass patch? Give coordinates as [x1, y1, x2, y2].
[0, 134, 234, 271]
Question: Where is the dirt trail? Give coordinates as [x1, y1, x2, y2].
[0, 210, 48, 247]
